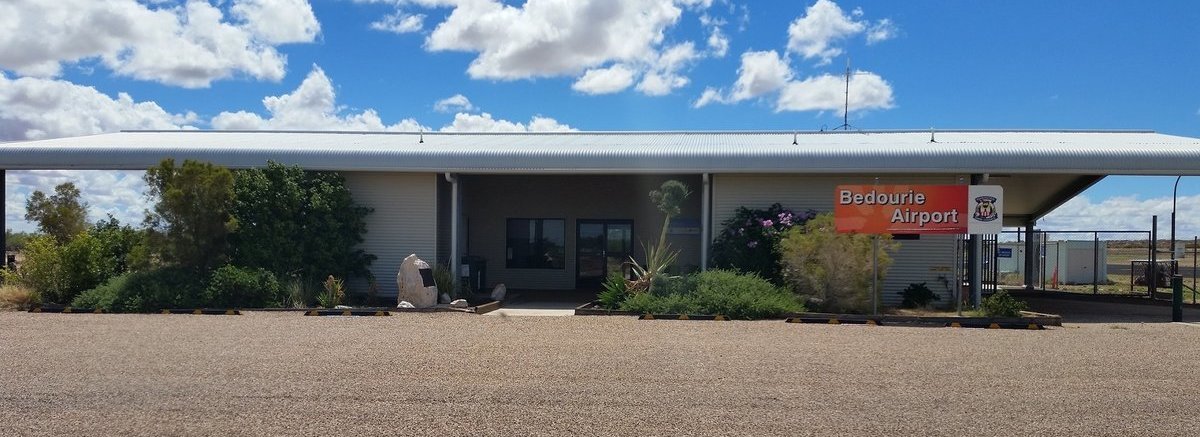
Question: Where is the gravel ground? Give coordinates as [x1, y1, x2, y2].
[1, 311, 1198, 436]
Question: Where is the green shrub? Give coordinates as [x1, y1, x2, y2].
[597, 272, 628, 309]
[899, 282, 940, 309]
[779, 213, 898, 314]
[619, 270, 804, 319]
[205, 265, 282, 308]
[980, 290, 1028, 317]
[710, 204, 817, 284]
[316, 275, 345, 308]
[283, 277, 314, 308]
[432, 264, 459, 298]
[71, 267, 206, 313]
[15, 235, 68, 303]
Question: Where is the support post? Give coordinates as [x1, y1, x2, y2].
[1093, 232, 1099, 295]
[872, 235, 879, 315]
[969, 174, 986, 307]
[1024, 222, 1036, 291]
[1150, 215, 1158, 298]
[1, 168, 5, 265]
[444, 173, 460, 288]
[1172, 275, 1183, 322]
[701, 173, 710, 271]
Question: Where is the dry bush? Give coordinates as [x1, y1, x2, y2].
[0, 283, 40, 310]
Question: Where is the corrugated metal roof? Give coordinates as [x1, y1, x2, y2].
[1, 130, 1198, 174]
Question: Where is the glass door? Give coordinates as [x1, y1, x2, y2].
[576, 220, 633, 289]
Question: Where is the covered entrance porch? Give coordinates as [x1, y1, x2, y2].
[440, 174, 706, 295]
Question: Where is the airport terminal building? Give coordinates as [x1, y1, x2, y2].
[3, 130, 1199, 305]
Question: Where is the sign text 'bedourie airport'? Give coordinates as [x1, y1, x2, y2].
[834, 185, 1004, 235]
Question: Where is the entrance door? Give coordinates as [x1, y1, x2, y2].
[576, 220, 633, 289]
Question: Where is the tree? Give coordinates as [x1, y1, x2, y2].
[25, 182, 89, 244]
[144, 159, 238, 273]
[229, 162, 374, 282]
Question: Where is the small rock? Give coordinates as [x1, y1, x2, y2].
[334, 305, 353, 309]
[490, 284, 506, 301]
[439, 293, 451, 304]
[397, 301, 415, 309]
[449, 299, 469, 308]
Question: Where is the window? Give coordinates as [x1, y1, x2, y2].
[506, 219, 566, 269]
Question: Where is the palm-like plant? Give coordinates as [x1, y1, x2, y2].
[626, 180, 691, 293]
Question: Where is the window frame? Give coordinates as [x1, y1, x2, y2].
[505, 218, 567, 270]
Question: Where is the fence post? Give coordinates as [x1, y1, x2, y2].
[1172, 275, 1183, 322]
[1150, 216, 1158, 299]
[1194, 236, 1198, 305]
[1093, 232, 1099, 295]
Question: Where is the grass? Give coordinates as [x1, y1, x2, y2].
[0, 284, 40, 310]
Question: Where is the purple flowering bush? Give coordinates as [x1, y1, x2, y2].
[710, 203, 817, 284]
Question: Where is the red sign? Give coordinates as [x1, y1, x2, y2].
[835, 185, 1003, 235]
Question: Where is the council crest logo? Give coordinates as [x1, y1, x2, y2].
[973, 196, 998, 222]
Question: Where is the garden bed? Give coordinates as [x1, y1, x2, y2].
[575, 300, 1061, 326]
[255, 300, 502, 315]
[786, 311, 1061, 327]
[27, 301, 502, 315]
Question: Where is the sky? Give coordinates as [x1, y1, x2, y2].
[2, 0, 1200, 237]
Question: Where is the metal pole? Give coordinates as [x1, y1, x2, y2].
[956, 235, 963, 316]
[700, 173, 710, 271]
[1093, 232, 1099, 295]
[1150, 216, 1158, 299]
[1041, 233, 1047, 290]
[1194, 236, 1198, 305]
[444, 173, 461, 288]
[1172, 275, 1183, 322]
[872, 235, 879, 315]
[1172, 176, 1181, 272]
[1024, 222, 1036, 291]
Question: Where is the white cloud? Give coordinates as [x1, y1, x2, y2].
[370, 11, 425, 34]
[0, 73, 196, 141]
[692, 50, 792, 107]
[0, 0, 320, 87]
[572, 65, 637, 95]
[440, 112, 575, 132]
[1040, 195, 1200, 239]
[363, 0, 720, 97]
[231, 0, 321, 44]
[692, 87, 724, 108]
[866, 18, 898, 45]
[211, 65, 427, 131]
[786, 0, 895, 65]
[707, 26, 729, 57]
[730, 50, 793, 102]
[636, 72, 688, 96]
[433, 94, 476, 113]
[5, 170, 152, 233]
[635, 42, 699, 96]
[775, 70, 894, 113]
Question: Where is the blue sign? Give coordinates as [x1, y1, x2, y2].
[998, 248, 1013, 258]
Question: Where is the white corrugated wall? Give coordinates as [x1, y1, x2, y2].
[712, 174, 960, 307]
[342, 172, 438, 297]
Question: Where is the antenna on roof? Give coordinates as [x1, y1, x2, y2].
[793, 131, 798, 145]
[832, 57, 866, 131]
[930, 127, 937, 143]
[419, 129, 424, 144]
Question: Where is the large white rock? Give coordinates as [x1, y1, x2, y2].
[449, 299, 469, 308]
[491, 284, 507, 302]
[397, 254, 438, 308]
